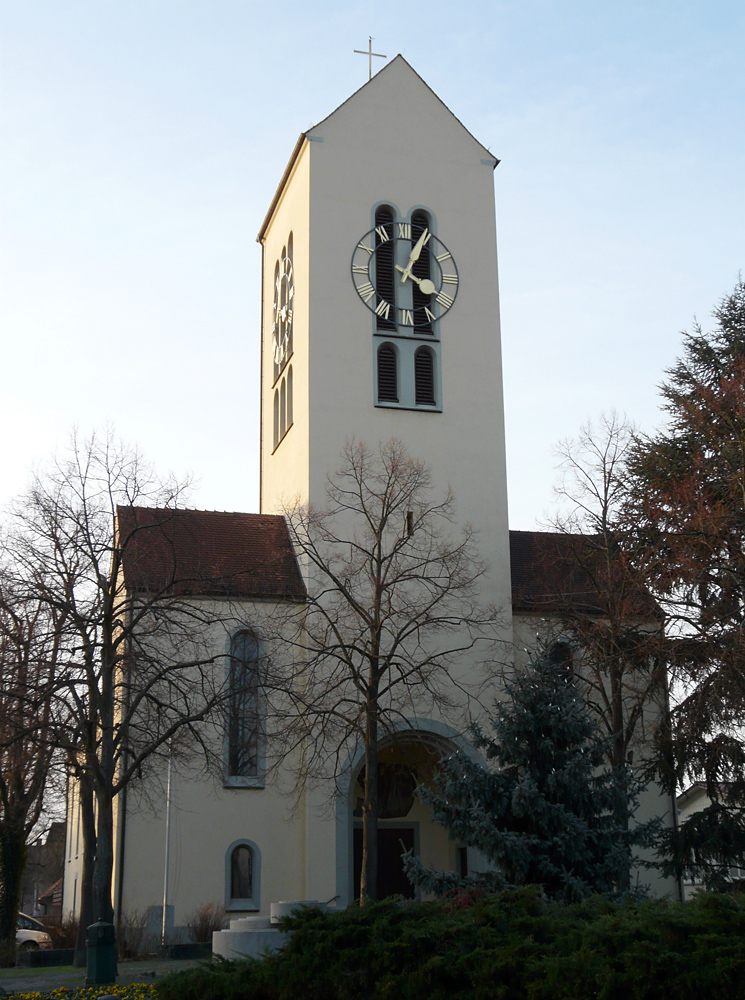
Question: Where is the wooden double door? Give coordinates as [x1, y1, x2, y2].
[352, 825, 416, 900]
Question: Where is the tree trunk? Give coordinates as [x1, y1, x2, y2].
[0, 822, 26, 967]
[74, 776, 96, 967]
[93, 786, 115, 924]
[610, 659, 631, 892]
[360, 709, 379, 904]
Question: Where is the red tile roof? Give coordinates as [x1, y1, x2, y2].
[509, 529, 660, 618]
[117, 507, 306, 600]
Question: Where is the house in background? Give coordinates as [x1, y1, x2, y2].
[62, 57, 680, 933]
[21, 821, 65, 922]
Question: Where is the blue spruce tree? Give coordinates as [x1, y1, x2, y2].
[408, 651, 658, 902]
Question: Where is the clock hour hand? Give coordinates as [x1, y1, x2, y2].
[395, 265, 435, 296]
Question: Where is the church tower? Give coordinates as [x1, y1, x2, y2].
[258, 56, 511, 617]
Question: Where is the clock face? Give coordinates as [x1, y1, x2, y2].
[272, 249, 294, 370]
[351, 222, 458, 330]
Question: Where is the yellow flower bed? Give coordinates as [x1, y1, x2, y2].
[12, 986, 158, 1000]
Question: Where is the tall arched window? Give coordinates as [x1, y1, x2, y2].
[374, 206, 396, 331]
[227, 632, 259, 778]
[411, 211, 432, 333]
[231, 844, 252, 898]
[279, 378, 286, 439]
[377, 344, 398, 402]
[286, 366, 293, 427]
[273, 389, 279, 450]
[415, 347, 436, 406]
[286, 233, 294, 360]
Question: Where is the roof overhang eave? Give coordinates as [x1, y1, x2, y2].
[256, 133, 308, 245]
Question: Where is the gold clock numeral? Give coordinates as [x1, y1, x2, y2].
[358, 281, 375, 302]
[442, 274, 458, 285]
[357, 242, 373, 255]
[436, 291, 454, 308]
[289, 284, 295, 299]
[375, 300, 391, 319]
[401, 310, 414, 326]
[352, 264, 368, 274]
[397, 223, 411, 239]
[424, 306, 436, 322]
[436, 251, 451, 263]
[375, 226, 390, 242]
[286, 308, 293, 325]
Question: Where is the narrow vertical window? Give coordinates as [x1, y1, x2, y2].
[411, 212, 432, 333]
[272, 260, 281, 383]
[377, 344, 398, 402]
[273, 390, 279, 449]
[231, 845, 253, 899]
[280, 378, 286, 439]
[286, 366, 293, 428]
[415, 347, 435, 405]
[228, 632, 259, 777]
[225, 839, 261, 910]
[374, 206, 396, 331]
[286, 234, 294, 360]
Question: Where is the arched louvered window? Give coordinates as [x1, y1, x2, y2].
[377, 344, 398, 402]
[411, 211, 432, 333]
[279, 377, 286, 438]
[272, 260, 281, 383]
[286, 233, 294, 360]
[286, 366, 293, 427]
[415, 347, 436, 406]
[374, 206, 396, 331]
[273, 389, 279, 449]
[227, 632, 259, 778]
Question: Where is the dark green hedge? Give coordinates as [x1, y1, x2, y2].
[156, 888, 745, 1000]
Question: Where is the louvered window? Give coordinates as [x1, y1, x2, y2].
[374, 207, 396, 331]
[377, 344, 398, 402]
[415, 348, 435, 406]
[411, 212, 432, 333]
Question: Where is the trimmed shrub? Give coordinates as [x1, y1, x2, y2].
[156, 888, 745, 1000]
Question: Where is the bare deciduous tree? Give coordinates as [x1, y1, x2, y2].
[259, 439, 501, 903]
[547, 414, 668, 856]
[5, 430, 235, 963]
[0, 580, 65, 965]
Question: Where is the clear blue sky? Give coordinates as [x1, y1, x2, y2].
[1, 1, 743, 527]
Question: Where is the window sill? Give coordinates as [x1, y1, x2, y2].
[223, 776, 266, 789]
[272, 349, 294, 389]
[226, 900, 260, 912]
[271, 420, 294, 454]
[374, 402, 442, 413]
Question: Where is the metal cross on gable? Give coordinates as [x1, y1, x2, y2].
[354, 36, 387, 80]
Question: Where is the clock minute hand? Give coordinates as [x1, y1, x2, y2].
[399, 228, 430, 283]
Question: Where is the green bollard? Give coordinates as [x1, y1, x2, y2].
[86, 921, 117, 984]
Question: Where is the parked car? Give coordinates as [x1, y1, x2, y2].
[16, 912, 53, 951]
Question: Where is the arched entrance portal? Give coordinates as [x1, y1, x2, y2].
[350, 732, 463, 901]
